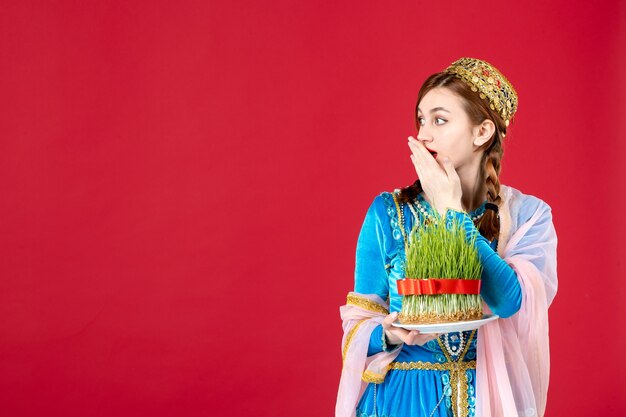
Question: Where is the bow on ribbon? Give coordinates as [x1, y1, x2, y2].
[396, 278, 481, 295]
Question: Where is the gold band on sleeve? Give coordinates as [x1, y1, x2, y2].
[346, 293, 389, 315]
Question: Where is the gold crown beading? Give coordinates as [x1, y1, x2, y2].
[444, 57, 518, 128]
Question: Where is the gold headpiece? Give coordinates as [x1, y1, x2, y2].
[443, 57, 518, 128]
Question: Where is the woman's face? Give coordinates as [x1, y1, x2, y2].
[416, 87, 480, 170]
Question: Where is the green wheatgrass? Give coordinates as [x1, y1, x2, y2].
[400, 211, 484, 323]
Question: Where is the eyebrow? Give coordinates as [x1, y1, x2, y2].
[417, 107, 451, 113]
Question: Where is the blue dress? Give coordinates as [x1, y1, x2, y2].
[354, 190, 522, 417]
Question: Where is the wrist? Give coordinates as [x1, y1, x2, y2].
[445, 208, 483, 243]
[383, 327, 401, 348]
[436, 200, 464, 216]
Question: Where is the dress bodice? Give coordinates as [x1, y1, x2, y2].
[379, 190, 493, 365]
[380, 191, 495, 315]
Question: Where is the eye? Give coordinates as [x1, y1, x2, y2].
[417, 116, 447, 126]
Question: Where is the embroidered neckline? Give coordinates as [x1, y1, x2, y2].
[415, 193, 487, 217]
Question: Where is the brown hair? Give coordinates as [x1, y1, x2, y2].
[396, 72, 510, 242]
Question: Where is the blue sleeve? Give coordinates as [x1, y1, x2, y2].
[445, 209, 522, 318]
[367, 324, 399, 356]
[353, 196, 399, 356]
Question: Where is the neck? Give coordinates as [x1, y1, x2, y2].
[456, 158, 487, 213]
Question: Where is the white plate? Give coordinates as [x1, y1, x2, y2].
[391, 314, 499, 334]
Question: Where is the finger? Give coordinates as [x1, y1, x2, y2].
[408, 137, 444, 177]
[441, 157, 460, 181]
[413, 332, 432, 345]
[407, 136, 426, 153]
[408, 138, 430, 165]
[410, 154, 424, 179]
[388, 327, 410, 341]
[404, 330, 419, 344]
[408, 139, 432, 178]
[408, 137, 437, 163]
[412, 332, 439, 346]
[382, 311, 399, 329]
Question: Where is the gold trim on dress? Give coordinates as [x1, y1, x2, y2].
[388, 359, 476, 417]
[388, 360, 476, 371]
[437, 329, 476, 362]
[445, 207, 471, 217]
[391, 192, 409, 254]
[362, 369, 386, 384]
[434, 329, 476, 417]
[342, 318, 367, 362]
[346, 293, 389, 315]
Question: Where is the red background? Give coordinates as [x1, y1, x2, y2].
[1, 1, 625, 416]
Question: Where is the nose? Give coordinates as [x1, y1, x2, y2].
[417, 135, 432, 143]
[416, 125, 432, 143]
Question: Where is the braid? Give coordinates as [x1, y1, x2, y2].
[477, 139, 503, 242]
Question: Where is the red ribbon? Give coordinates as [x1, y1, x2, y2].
[397, 279, 481, 295]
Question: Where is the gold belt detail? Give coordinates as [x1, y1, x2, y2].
[388, 360, 476, 417]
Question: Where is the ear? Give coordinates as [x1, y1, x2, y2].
[472, 119, 496, 147]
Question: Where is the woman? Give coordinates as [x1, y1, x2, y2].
[336, 57, 558, 417]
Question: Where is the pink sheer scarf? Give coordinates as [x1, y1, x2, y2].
[476, 185, 558, 417]
[336, 185, 558, 417]
[336, 293, 400, 417]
